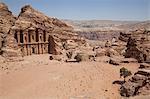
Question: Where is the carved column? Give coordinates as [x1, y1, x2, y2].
[29, 45, 31, 55]
[30, 30, 35, 42]
[41, 44, 43, 54]
[24, 30, 28, 43]
[27, 45, 29, 55]
[39, 44, 42, 54]
[46, 33, 49, 42]
[38, 44, 40, 54]
[35, 45, 38, 54]
[29, 31, 32, 43]
[42, 44, 44, 54]
[38, 29, 43, 42]
[46, 44, 48, 53]
[24, 45, 27, 56]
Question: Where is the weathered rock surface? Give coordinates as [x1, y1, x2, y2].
[119, 29, 150, 63]
[0, 3, 16, 34]
[12, 5, 84, 54]
[0, 3, 16, 52]
[120, 66, 150, 97]
[0, 3, 86, 57]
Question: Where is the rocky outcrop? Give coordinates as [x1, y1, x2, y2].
[120, 63, 150, 97]
[119, 32, 131, 42]
[0, 3, 16, 34]
[1, 31, 22, 57]
[124, 37, 144, 62]
[119, 30, 150, 63]
[0, 3, 16, 53]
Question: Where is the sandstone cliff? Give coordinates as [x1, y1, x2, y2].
[0, 3, 85, 57]
[0, 3, 16, 52]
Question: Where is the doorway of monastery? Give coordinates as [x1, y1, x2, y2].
[48, 35, 56, 54]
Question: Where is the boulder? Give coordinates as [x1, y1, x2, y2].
[120, 81, 140, 97]
[74, 52, 95, 62]
[95, 48, 106, 57]
[109, 58, 120, 65]
[120, 68, 150, 97]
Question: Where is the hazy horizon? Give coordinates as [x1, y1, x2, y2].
[1, 0, 150, 21]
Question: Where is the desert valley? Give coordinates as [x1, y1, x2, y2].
[0, 2, 150, 99]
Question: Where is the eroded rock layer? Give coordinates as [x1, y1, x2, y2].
[0, 3, 16, 53]
[119, 30, 150, 63]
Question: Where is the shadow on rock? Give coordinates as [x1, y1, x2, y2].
[112, 80, 125, 85]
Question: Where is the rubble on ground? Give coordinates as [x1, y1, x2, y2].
[120, 63, 150, 97]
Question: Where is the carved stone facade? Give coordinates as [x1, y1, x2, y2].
[12, 28, 56, 56]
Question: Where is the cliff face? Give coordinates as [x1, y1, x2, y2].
[0, 3, 16, 51]
[0, 3, 85, 57]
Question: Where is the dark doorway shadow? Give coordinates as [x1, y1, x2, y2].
[112, 80, 125, 85]
[32, 47, 35, 54]
[48, 35, 56, 54]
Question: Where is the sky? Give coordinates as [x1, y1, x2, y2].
[1, 0, 150, 21]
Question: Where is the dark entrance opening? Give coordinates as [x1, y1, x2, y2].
[14, 32, 18, 42]
[143, 54, 147, 61]
[43, 30, 46, 42]
[28, 32, 31, 42]
[32, 47, 35, 54]
[36, 29, 39, 42]
[20, 30, 23, 43]
[48, 35, 56, 54]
